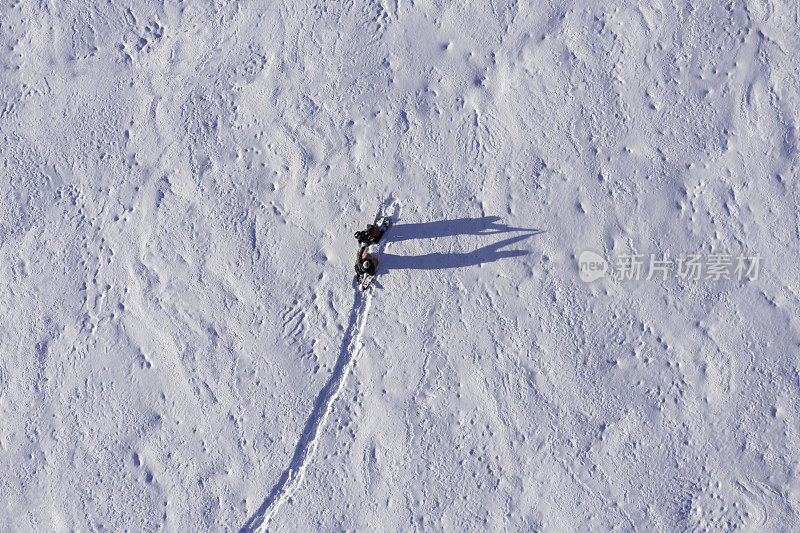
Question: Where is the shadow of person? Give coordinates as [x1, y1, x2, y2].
[380, 231, 542, 271]
[385, 216, 538, 243]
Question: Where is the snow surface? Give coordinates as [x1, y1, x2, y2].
[2, 0, 800, 531]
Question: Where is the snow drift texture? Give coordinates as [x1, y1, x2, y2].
[1, 0, 799, 531]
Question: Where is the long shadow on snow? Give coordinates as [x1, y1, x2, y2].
[381, 231, 543, 271]
[386, 216, 537, 242]
[240, 290, 369, 533]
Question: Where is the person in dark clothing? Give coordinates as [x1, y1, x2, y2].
[354, 222, 386, 245]
[354, 244, 378, 276]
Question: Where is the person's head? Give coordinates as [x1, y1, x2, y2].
[362, 260, 371, 270]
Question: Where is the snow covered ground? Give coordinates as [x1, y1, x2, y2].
[2, 0, 800, 531]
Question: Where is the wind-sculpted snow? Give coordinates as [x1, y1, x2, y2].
[3, 0, 800, 530]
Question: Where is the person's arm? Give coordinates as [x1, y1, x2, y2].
[355, 245, 367, 271]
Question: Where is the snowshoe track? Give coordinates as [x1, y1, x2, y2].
[241, 199, 398, 532]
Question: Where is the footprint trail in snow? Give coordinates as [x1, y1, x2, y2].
[241, 199, 399, 532]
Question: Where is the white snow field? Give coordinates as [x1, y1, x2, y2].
[2, 0, 800, 531]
